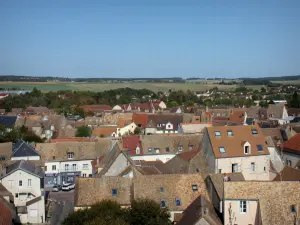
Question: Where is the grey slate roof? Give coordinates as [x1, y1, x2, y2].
[3, 160, 44, 178]
[0, 116, 17, 127]
[12, 140, 40, 158]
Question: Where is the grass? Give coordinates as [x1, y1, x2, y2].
[0, 81, 263, 92]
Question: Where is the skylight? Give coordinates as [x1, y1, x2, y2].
[227, 130, 233, 136]
[219, 147, 226, 154]
[251, 129, 258, 135]
[256, 144, 263, 152]
[215, 131, 221, 137]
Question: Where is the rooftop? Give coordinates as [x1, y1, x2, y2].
[281, 133, 300, 155]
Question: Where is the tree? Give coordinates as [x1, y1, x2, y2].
[76, 126, 91, 137]
[290, 91, 300, 108]
[129, 199, 171, 225]
[133, 127, 142, 135]
[268, 100, 275, 104]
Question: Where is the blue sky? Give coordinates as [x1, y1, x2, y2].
[0, 0, 299, 78]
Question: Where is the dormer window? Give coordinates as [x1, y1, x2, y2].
[165, 147, 170, 152]
[148, 148, 152, 152]
[244, 145, 250, 154]
[251, 129, 258, 135]
[219, 147, 226, 154]
[178, 145, 183, 152]
[227, 130, 233, 136]
[136, 146, 140, 155]
[67, 152, 74, 159]
[215, 131, 221, 137]
[155, 148, 160, 154]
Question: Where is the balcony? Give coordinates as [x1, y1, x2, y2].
[59, 166, 90, 173]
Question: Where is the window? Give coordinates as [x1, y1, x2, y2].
[89, 174, 92, 177]
[167, 124, 171, 128]
[67, 152, 74, 159]
[239, 200, 247, 213]
[72, 164, 77, 170]
[227, 130, 233, 136]
[52, 165, 56, 170]
[148, 148, 152, 152]
[192, 185, 198, 191]
[251, 129, 258, 135]
[175, 198, 181, 206]
[1, 156, 6, 161]
[160, 200, 166, 207]
[28, 179, 32, 187]
[232, 163, 238, 173]
[286, 160, 292, 166]
[65, 164, 69, 171]
[165, 147, 170, 152]
[155, 148, 160, 153]
[82, 174, 87, 177]
[264, 166, 266, 172]
[136, 147, 140, 154]
[178, 145, 183, 152]
[82, 164, 88, 169]
[188, 145, 193, 151]
[112, 189, 117, 196]
[160, 187, 164, 192]
[291, 205, 296, 213]
[219, 169, 222, 173]
[251, 162, 255, 172]
[45, 166, 47, 171]
[15, 193, 18, 198]
[219, 147, 226, 154]
[256, 144, 263, 152]
[215, 131, 221, 137]
[196, 168, 200, 172]
[52, 156, 55, 160]
[19, 180, 22, 186]
[244, 146, 250, 154]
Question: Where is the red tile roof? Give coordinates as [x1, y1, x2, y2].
[51, 138, 97, 143]
[177, 149, 200, 161]
[229, 111, 245, 123]
[281, 133, 300, 155]
[122, 136, 143, 156]
[132, 113, 149, 128]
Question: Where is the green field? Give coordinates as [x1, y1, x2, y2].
[0, 81, 263, 92]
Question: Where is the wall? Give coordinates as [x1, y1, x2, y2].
[26, 197, 45, 224]
[216, 155, 270, 180]
[224, 200, 258, 225]
[130, 154, 176, 163]
[268, 147, 284, 173]
[282, 152, 300, 167]
[1, 170, 41, 206]
[145, 127, 157, 135]
[118, 122, 137, 136]
[105, 153, 130, 176]
[202, 131, 216, 173]
[11, 155, 40, 161]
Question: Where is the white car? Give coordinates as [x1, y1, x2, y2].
[61, 183, 75, 191]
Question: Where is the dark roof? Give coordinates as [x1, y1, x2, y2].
[12, 140, 40, 158]
[0, 184, 11, 197]
[3, 160, 44, 178]
[273, 166, 300, 181]
[0, 116, 17, 127]
[177, 195, 222, 225]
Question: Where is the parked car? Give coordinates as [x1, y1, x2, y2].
[52, 184, 62, 192]
[62, 183, 75, 191]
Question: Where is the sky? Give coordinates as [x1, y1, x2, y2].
[0, 0, 299, 78]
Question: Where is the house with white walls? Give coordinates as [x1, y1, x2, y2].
[280, 133, 300, 168]
[11, 140, 41, 161]
[117, 122, 137, 136]
[202, 125, 270, 180]
[0, 160, 45, 224]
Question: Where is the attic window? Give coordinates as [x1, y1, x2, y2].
[160, 200, 166, 207]
[219, 147, 226, 154]
[136, 147, 140, 155]
[148, 148, 152, 152]
[244, 146, 250, 154]
[175, 198, 181, 206]
[112, 189, 117, 196]
[215, 131, 221, 137]
[67, 152, 74, 159]
[256, 144, 263, 152]
[165, 147, 170, 152]
[251, 129, 258, 135]
[227, 130, 233, 137]
[291, 205, 296, 213]
[154, 148, 160, 153]
[192, 185, 198, 191]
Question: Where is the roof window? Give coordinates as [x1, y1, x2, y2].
[256, 144, 263, 152]
[112, 189, 117, 196]
[161, 200, 166, 207]
[160, 187, 164, 192]
[227, 130, 233, 136]
[251, 129, 258, 135]
[291, 205, 296, 213]
[192, 185, 198, 191]
[215, 131, 221, 137]
[175, 198, 181, 206]
[219, 147, 226, 154]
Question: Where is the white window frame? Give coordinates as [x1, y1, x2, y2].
[244, 145, 250, 154]
[239, 200, 247, 214]
[219, 147, 226, 154]
[52, 165, 56, 171]
[28, 179, 32, 187]
[65, 164, 69, 171]
[82, 164, 88, 169]
[232, 163, 238, 173]
[67, 152, 74, 159]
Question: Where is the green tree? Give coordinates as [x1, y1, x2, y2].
[133, 127, 142, 135]
[76, 126, 91, 137]
[290, 91, 300, 108]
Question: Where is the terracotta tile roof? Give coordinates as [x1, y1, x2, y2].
[281, 133, 300, 155]
[273, 166, 300, 181]
[122, 136, 143, 156]
[287, 108, 300, 116]
[229, 111, 245, 123]
[206, 125, 270, 158]
[132, 160, 171, 175]
[180, 123, 211, 133]
[132, 113, 148, 128]
[75, 177, 132, 207]
[92, 127, 117, 137]
[133, 173, 209, 211]
[117, 118, 132, 128]
[224, 181, 300, 225]
[177, 149, 200, 161]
